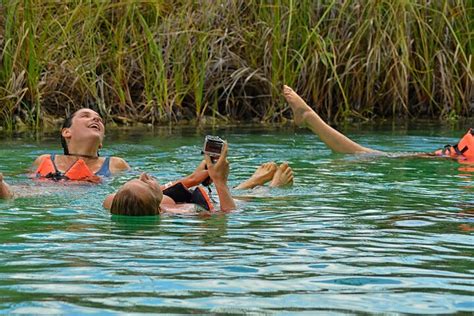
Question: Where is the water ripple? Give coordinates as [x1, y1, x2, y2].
[0, 127, 473, 313]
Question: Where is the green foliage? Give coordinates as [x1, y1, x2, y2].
[0, 0, 472, 129]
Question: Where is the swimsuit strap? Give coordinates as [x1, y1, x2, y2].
[95, 156, 111, 177]
[50, 153, 60, 174]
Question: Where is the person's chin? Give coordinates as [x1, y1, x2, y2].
[80, 132, 104, 145]
[87, 129, 105, 139]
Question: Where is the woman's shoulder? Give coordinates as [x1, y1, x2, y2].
[32, 154, 53, 167]
[109, 156, 131, 172]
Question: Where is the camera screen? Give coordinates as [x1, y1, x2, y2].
[205, 140, 223, 154]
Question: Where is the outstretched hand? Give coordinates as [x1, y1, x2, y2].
[204, 142, 229, 186]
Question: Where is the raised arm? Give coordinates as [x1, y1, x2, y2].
[160, 160, 209, 190]
[204, 143, 236, 211]
[283, 85, 381, 154]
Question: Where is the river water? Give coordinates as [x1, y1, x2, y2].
[0, 124, 473, 314]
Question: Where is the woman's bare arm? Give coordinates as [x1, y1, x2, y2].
[205, 143, 236, 211]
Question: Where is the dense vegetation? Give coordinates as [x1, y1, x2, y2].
[0, 0, 472, 129]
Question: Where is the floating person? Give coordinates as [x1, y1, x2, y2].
[103, 143, 236, 215]
[102, 144, 294, 216]
[1, 108, 124, 193]
[282, 85, 474, 160]
[34, 108, 130, 183]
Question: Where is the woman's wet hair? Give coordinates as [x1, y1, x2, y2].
[110, 186, 161, 216]
[60, 113, 75, 155]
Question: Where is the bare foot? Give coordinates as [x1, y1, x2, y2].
[269, 162, 294, 187]
[235, 162, 278, 190]
[0, 173, 14, 199]
[283, 85, 314, 127]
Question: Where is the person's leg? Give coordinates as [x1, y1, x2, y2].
[269, 162, 294, 187]
[283, 85, 380, 154]
[0, 173, 13, 199]
[235, 162, 278, 190]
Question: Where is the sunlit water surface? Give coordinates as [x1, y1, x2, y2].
[0, 125, 473, 314]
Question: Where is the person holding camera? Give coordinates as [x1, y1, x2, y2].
[102, 137, 294, 216]
[103, 143, 236, 215]
[201, 135, 294, 190]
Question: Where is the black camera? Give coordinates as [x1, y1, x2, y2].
[202, 135, 225, 158]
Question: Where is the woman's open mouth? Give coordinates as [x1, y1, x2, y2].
[88, 123, 101, 131]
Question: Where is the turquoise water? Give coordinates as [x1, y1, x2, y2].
[1, 125, 473, 314]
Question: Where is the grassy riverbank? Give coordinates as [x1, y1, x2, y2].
[0, 0, 472, 129]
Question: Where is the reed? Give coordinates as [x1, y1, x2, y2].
[0, 0, 471, 129]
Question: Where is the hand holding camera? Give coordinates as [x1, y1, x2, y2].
[204, 141, 229, 186]
[200, 135, 225, 186]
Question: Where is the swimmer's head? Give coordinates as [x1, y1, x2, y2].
[110, 174, 163, 216]
[61, 109, 105, 155]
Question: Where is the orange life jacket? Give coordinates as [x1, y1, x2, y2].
[434, 129, 474, 160]
[35, 154, 106, 183]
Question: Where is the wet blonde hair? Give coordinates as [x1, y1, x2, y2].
[110, 186, 161, 216]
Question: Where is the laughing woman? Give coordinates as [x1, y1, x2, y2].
[1, 108, 130, 198]
[0, 108, 209, 199]
[33, 108, 130, 183]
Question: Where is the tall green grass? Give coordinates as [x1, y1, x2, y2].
[0, 0, 472, 129]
